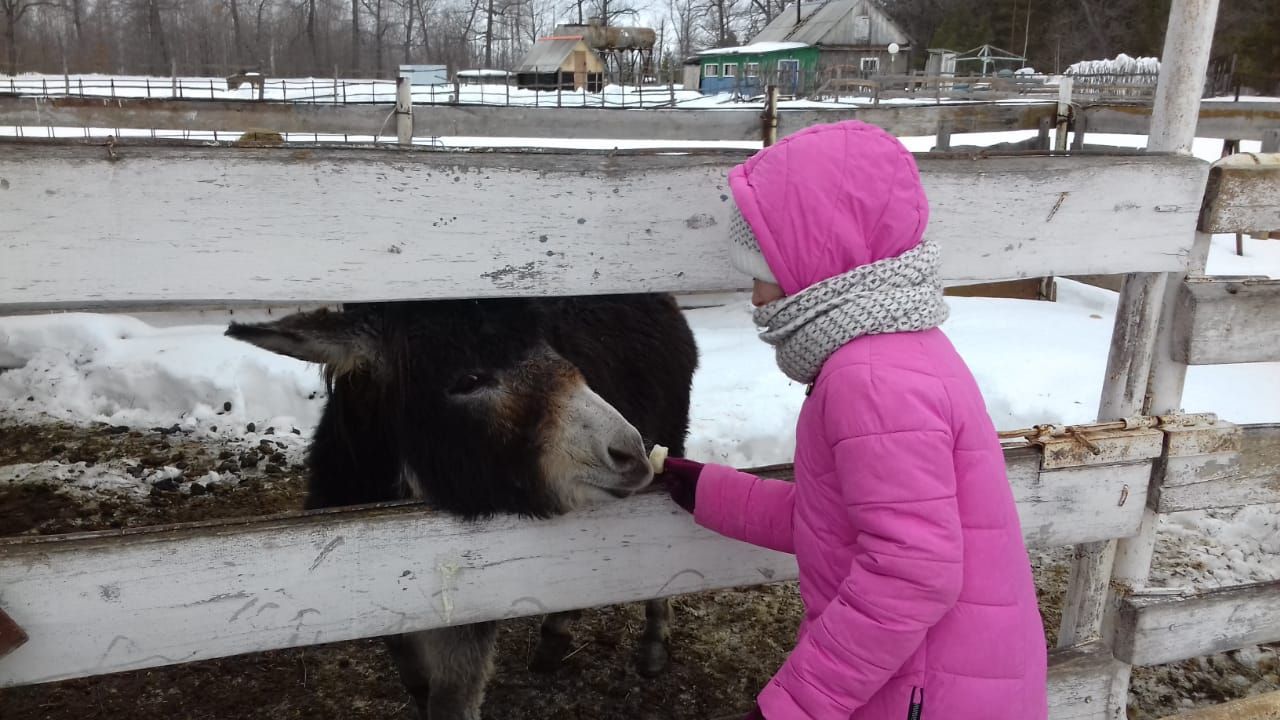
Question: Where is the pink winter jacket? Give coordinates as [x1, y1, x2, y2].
[694, 121, 1049, 720]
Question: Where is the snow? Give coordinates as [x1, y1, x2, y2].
[696, 42, 809, 56]
[1067, 53, 1161, 78]
[0, 313, 325, 438]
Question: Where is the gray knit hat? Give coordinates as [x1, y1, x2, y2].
[727, 203, 778, 284]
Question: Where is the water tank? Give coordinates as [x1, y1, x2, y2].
[556, 23, 656, 50]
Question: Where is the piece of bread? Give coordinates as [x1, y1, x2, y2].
[648, 444, 669, 474]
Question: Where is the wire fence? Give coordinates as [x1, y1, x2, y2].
[0, 73, 724, 109]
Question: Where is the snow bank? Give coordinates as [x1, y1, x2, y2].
[0, 313, 325, 437]
[1067, 53, 1160, 79]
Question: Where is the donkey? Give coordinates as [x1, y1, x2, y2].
[226, 293, 698, 720]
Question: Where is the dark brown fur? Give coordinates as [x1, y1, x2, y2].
[226, 293, 698, 719]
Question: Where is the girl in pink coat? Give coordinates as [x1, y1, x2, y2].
[659, 120, 1049, 720]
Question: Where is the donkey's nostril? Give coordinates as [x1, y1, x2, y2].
[608, 445, 637, 467]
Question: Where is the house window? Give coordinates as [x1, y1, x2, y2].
[861, 57, 880, 73]
[745, 62, 760, 77]
[704, 64, 719, 78]
[723, 63, 738, 78]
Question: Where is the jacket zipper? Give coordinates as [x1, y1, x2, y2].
[906, 686, 924, 720]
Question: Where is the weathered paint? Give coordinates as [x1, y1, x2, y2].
[1198, 152, 1280, 234]
[1116, 579, 1280, 666]
[0, 142, 1207, 311]
[1155, 424, 1280, 512]
[1172, 277, 1280, 365]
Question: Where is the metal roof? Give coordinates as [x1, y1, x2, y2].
[752, 0, 912, 47]
[696, 41, 810, 56]
[515, 36, 597, 73]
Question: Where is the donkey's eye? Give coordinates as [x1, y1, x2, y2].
[448, 372, 495, 396]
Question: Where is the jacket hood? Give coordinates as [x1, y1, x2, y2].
[727, 120, 930, 295]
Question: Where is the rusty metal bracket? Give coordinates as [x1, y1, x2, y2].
[998, 413, 1224, 471]
[0, 606, 29, 659]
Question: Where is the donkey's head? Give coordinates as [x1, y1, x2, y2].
[226, 300, 653, 517]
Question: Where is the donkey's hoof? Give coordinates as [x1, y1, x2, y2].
[634, 641, 670, 678]
[528, 635, 572, 674]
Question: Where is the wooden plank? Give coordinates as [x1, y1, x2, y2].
[0, 95, 1057, 141]
[1082, 101, 1280, 142]
[0, 450, 1147, 687]
[1116, 579, 1280, 666]
[1156, 423, 1280, 512]
[1047, 642, 1124, 720]
[1199, 153, 1280, 234]
[4, 96, 1276, 143]
[1037, 427, 1166, 470]
[1172, 277, 1280, 365]
[0, 142, 1207, 311]
[1013, 451, 1152, 547]
[1156, 690, 1280, 720]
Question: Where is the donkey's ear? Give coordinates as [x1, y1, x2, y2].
[226, 308, 381, 374]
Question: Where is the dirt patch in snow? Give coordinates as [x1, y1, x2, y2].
[0, 422, 1275, 719]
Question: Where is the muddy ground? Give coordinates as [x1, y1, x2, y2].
[0, 422, 1276, 719]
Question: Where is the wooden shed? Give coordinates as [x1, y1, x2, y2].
[514, 35, 606, 92]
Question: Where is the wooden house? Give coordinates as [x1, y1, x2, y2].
[696, 0, 912, 96]
[514, 35, 606, 92]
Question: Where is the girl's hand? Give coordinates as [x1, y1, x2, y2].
[658, 457, 704, 513]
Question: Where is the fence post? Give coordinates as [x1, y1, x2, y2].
[1055, 76, 1073, 151]
[1070, 111, 1088, 150]
[333, 66, 340, 105]
[1263, 129, 1280, 153]
[934, 119, 952, 151]
[761, 85, 779, 147]
[1055, 1, 1222, 717]
[171, 60, 178, 99]
[395, 76, 413, 147]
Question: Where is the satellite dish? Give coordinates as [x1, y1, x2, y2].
[888, 42, 900, 55]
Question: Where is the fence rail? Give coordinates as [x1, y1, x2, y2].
[0, 427, 1159, 688]
[0, 143, 1206, 311]
[2, 94, 1277, 145]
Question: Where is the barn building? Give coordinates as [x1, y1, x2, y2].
[514, 35, 606, 92]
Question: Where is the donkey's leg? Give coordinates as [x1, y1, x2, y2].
[385, 622, 498, 720]
[528, 609, 582, 673]
[385, 633, 432, 717]
[635, 598, 673, 678]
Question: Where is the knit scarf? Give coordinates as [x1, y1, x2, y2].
[752, 240, 950, 385]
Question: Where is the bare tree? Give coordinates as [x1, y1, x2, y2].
[2, 0, 60, 74]
[351, 0, 360, 68]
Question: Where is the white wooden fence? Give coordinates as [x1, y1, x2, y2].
[1, 3, 1279, 716]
